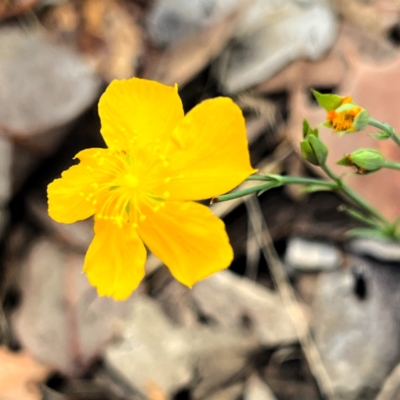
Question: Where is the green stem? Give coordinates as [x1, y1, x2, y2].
[383, 160, 400, 171]
[320, 163, 390, 225]
[247, 174, 336, 187]
[212, 183, 277, 203]
[368, 118, 400, 147]
[339, 205, 382, 229]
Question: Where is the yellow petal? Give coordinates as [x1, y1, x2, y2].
[84, 218, 146, 300]
[98, 78, 184, 151]
[47, 148, 111, 224]
[138, 201, 233, 287]
[160, 97, 256, 201]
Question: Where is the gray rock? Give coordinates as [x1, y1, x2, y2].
[192, 270, 297, 346]
[0, 27, 101, 189]
[375, 362, 400, 400]
[204, 381, 244, 400]
[0, 27, 100, 138]
[147, 0, 216, 46]
[312, 257, 400, 400]
[348, 237, 400, 263]
[213, 0, 338, 92]
[13, 237, 131, 377]
[104, 296, 193, 397]
[244, 374, 277, 400]
[284, 237, 341, 272]
[190, 327, 260, 399]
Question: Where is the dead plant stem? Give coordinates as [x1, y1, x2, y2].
[245, 195, 334, 399]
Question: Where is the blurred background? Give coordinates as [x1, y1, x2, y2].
[2, 0, 400, 399]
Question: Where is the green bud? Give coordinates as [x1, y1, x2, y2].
[301, 140, 319, 165]
[338, 149, 385, 173]
[312, 90, 344, 111]
[300, 135, 328, 166]
[302, 119, 319, 138]
[308, 134, 328, 165]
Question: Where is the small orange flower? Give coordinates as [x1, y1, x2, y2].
[326, 105, 362, 133]
[47, 78, 256, 300]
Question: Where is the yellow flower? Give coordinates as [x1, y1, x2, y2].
[47, 78, 256, 300]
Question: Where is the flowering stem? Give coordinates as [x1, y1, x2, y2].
[320, 162, 390, 226]
[383, 160, 400, 171]
[338, 205, 382, 229]
[212, 183, 277, 203]
[368, 118, 400, 147]
[247, 174, 336, 187]
[214, 176, 336, 203]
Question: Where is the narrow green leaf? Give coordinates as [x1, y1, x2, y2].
[370, 131, 392, 140]
[346, 228, 390, 240]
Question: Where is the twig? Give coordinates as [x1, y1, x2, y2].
[244, 195, 334, 399]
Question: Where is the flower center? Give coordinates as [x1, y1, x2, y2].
[123, 173, 139, 189]
[327, 107, 361, 132]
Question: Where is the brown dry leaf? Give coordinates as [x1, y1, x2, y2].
[0, 346, 51, 400]
[80, 0, 143, 81]
[44, 0, 143, 81]
[0, 0, 37, 20]
[145, 3, 249, 87]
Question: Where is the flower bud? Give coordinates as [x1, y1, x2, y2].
[337, 149, 385, 173]
[301, 135, 328, 166]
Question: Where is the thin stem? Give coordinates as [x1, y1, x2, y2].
[320, 163, 390, 226]
[212, 183, 277, 203]
[246, 174, 336, 187]
[339, 205, 382, 229]
[368, 118, 400, 147]
[383, 160, 400, 171]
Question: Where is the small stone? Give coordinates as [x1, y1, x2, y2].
[12, 237, 131, 377]
[104, 296, 193, 397]
[214, 0, 338, 92]
[0, 27, 101, 190]
[205, 381, 244, 400]
[375, 362, 400, 400]
[284, 237, 341, 272]
[348, 237, 400, 263]
[312, 257, 400, 400]
[0, 27, 100, 139]
[244, 374, 277, 400]
[192, 270, 297, 347]
[147, 0, 216, 46]
[190, 327, 260, 400]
